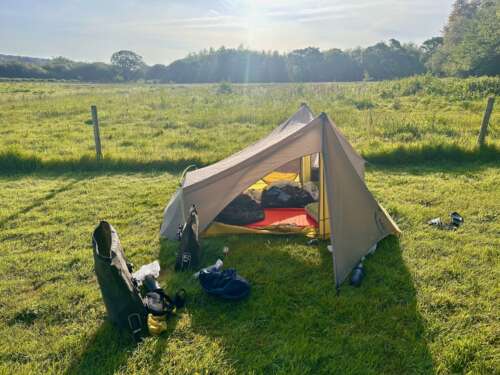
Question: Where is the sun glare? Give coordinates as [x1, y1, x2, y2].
[243, 0, 262, 45]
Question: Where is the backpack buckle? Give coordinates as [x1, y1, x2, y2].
[128, 313, 143, 341]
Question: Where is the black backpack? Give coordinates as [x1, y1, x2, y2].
[175, 206, 201, 271]
[92, 221, 147, 341]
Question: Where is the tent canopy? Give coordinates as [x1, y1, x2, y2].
[160, 104, 400, 286]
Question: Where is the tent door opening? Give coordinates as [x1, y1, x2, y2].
[203, 153, 330, 239]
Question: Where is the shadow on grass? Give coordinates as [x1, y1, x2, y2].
[3, 144, 498, 178]
[65, 313, 180, 375]
[64, 322, 135, 375]
[0, 179, 80, 227]
[159, 235, 435, 374]
[365, 143, 500, 167]
[0, 151, 204, 176]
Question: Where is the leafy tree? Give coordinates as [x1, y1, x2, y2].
[360, 40, 425, 80]
[71, 62, 116, 82]
[450, 0, 500, 76]
[421, 37, 444, 60]
[43, 57, 75, 79]
[164, 59, 198, 83]
[0, 61, 47, 78]
[110, 50, 145, 81]
[429, 0, 500, 76]
[420, 37, 444, 75]
[145, 64, 169, 82]
[324, 49, 363, 81]
[287, 47, 324, 82]
[268, 51, 289, 82]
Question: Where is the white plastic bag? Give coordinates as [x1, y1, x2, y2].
[132, 260, 160, 283]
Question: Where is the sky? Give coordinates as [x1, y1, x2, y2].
[0, 0, 455, 65]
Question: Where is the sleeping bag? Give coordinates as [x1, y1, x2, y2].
[215, 194, 264, 225]
[261, 182, 315, 208]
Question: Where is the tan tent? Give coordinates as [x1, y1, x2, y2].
[160, 104, 400, 287]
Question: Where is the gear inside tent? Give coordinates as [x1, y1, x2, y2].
[160, 104, 400, 286]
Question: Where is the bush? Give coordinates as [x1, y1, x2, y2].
[374, 75, 500, 100]
[352, 98, 375, 110]
[216, 81, 233, 94]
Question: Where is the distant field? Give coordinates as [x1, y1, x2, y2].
[0, 77, 499, 374]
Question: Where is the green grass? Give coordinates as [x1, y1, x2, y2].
[0, 78, 499, 374]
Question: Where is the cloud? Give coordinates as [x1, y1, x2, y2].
[159, 15, 246, 30]
[266, 2, 372, 17]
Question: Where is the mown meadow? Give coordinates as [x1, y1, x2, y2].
[0, 76, 498, 374]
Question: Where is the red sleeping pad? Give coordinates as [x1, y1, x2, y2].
[245, 208, 317, 228]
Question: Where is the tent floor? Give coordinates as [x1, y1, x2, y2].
[247, 208, 317, 228]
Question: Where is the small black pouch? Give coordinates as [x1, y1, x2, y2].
[175, 206, 201, 271]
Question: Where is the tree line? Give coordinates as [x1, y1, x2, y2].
[1, 0, 498, 83]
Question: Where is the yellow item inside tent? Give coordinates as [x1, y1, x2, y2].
[300, 155, 312, 183]
[249, 171, 300, 191]
[261, 171, 298, 184]
[248, 179, 268, 191]
[318, 154, 330, 240]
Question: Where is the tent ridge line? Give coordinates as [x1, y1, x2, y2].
[182, 118, 323, 194]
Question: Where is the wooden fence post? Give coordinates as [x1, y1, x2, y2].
[478, 96, 495, 147]
[91, 105, 103, 160]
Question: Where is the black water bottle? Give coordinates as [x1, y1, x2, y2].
[350, 263, 365, 287]
[143, 274, 161, 293]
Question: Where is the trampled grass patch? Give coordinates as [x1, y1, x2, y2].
[0, 78, 498, 374]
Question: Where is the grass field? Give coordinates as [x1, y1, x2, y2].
[0, 77, 499, 374]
